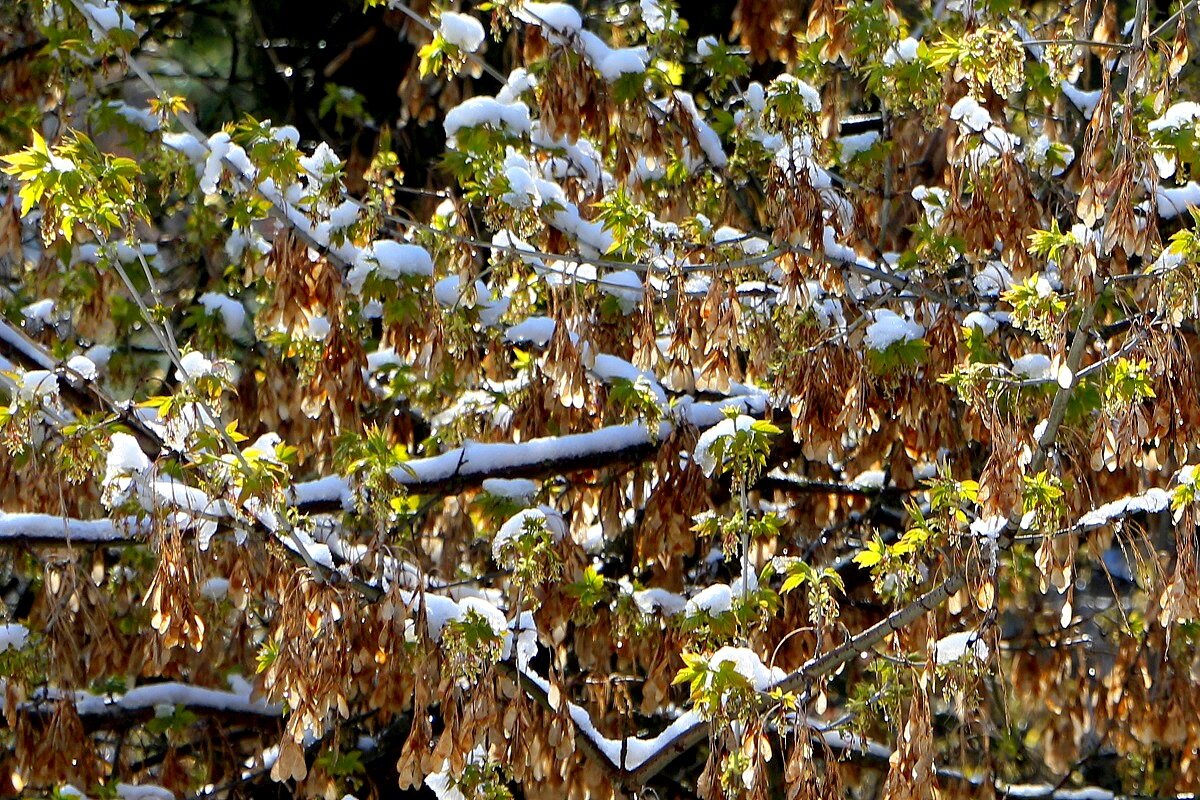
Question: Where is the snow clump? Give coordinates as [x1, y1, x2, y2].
[440, 12, 486, 52]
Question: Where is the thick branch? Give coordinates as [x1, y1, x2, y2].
[0, 513, 145, 546]
[292, 396, 766, 510]
[11, 682, 281, 733]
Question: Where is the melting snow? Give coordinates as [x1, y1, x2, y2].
[198, 293, 247, 337]
[934, 631, 989, 665]
[441, 12, 486, 52]
[970, 515, 1007, 542]
[65, 355, 98, 381]
[21, 299, 55, 325]
[443, 97, 532, 139]
[1076, 489, 1170, 530]
[709, 646, 787, 691]
[0, 623, 29, 653]
[481, 478, 539, 503]
[504, 316, 556, 346]
[864, 309, 924, 351]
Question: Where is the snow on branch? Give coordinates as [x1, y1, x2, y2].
[0, 512, 146, 545]
[0, 318, 164, 455]
[493, 574, 966, 781]
[512, 650, 1137, 800]
[11, 678, 280, 731]
[595, 303, 1101, 782]
[0, 317, 56, 370]
[2, 395, 764, 547]
[292, 395, 767, 508]
[381, 200, 968, 309]
[17, 12, 960, 346]
[621, 573, 966, 781]
[514, 3, 656, 96]
[757, 469, 908, 496]
[1072, 488, 1172, 531]
[1006, 485, 1175, 545]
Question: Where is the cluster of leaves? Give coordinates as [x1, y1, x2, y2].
[2, 132, 148, 243]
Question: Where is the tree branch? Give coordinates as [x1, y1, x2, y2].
[0, 319, 165, 455]
[0, 513, 145, 546]
[625, 573, 966, 783]
[292, 395, 766, 510]
[9, 681, 281, 734]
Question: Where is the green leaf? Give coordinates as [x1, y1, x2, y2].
[853, 539, 887, 569]
[853, 548, 883, 568]
[750, 420, 782, 436]
[566, 566, 607, 610]
[780, 573, 807, 594]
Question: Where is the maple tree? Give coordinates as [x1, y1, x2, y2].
[3, 0, 1200, 799]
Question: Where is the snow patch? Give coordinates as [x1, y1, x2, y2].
[176, 351, 218, 383]
[769, 74, 821, 113]
[934, 631, 989, 665]
[963, 311, 998, 335]
[440, 12, 486, 52]
[864, 309, 924, 351]
[685, 583, 733, 616]
[65, 355, 98, 382]
[1061, 82, 1102, 117]
[21, 299, 55, 326]
[950, 96, 991, 133]
[693, 414, 755, 477]
[970, 515, 1007, 542]
[82, 0, 135, 38]
[1076, 489, 1170, 530]
[673, 91, 727, 167]
[1150, 101, 1200, 132]
[1012, 353, 1052, 380]
[16, 369, 58, 401]
[493, 506, 566, 562]
[516, 2, 582, 34]
[632, 587, 686, 616]
[481, 478, 539, 503]
[709, 646, 786, 691]
[444, 97, 532, 139]
[0, 623, 29, 653]
[504, 316, 556, 347]
[198, 293, 247, 337]
[299, 142, 341, 184]
[600, 269, 644, 311]
[362, 240, 434, 279]
[883, 37, 919, 65]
